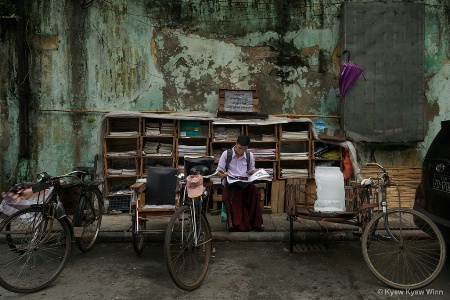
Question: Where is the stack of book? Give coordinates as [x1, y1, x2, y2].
[281, 168, 309, 178]
[282, 131, 309, 140]
[160, 122, 175, 135]
[248, 148, 276, 160]
[177, 144, 207, 157]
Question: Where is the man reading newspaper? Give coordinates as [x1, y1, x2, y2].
[216, 135, 270, 232]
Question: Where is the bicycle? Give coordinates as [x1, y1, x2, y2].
[286, 162, 446, 290]
[360, 163, 446, 289]
[0, 170, 103, 293]
[164, 172, 213, 291]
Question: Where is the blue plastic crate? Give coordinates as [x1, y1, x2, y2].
[108, 195, 131, 212]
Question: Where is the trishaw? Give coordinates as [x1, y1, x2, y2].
[285, 163, 446, 290]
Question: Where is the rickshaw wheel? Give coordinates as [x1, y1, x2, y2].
[132, 214, 146, 255]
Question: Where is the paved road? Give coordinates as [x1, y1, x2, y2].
[1, 241, 449, 300]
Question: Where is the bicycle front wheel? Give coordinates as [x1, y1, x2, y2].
[164, 205, 212, 291]
[361, 208, 446, 290]
[132, 214, 146, 255]
[73, 188, 103, 252]
[0, 207, 72, 293]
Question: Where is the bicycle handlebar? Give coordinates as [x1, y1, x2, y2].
[365, 163, 390, 184]
[32, 171, 86, 193]
[365, 162, 387, 174]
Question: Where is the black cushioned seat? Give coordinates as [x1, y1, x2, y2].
[145, 167, 178, 206]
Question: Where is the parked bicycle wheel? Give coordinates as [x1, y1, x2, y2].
[131, 214, 146, 254]
[361, 208, 446, 290]
[164, 205, 212, 291]
[73, 187, 103, 252]
[0, 206, 72, 293]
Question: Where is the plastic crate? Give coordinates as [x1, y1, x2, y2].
[108, 195, 131, 212]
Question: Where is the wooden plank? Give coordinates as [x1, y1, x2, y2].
[270, 180, 283, 212]
[359, 166, 421, 208]
[216, 112, 266, 119]
[305, 178, 316, 208]
[276, 180, 285, 213]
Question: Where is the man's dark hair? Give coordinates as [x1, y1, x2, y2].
[237, 135, 250, 146]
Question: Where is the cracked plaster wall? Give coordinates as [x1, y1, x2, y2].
[1, 0, 450, 188]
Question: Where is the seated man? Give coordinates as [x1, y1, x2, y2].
[216, 135, 264, 232]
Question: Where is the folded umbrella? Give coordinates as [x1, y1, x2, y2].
[339, 50, 365, 98]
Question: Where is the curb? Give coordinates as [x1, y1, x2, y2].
[97, 229, 360, 244]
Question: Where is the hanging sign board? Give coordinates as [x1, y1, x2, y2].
[219, 89, 259, 113]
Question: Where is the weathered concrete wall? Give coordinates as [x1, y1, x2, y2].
[1, 0, 450, 189]
[0, 17, 21, 188]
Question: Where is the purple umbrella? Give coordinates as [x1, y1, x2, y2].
[339, 50, 365, 98]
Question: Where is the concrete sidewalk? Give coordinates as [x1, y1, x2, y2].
[97, 210, 360, 243]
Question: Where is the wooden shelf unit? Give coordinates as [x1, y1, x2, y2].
[101, 115, 345, 213]
[176, 120, 211, 172]
[278, 121, 312, 180]
[247, 123, 278, 180]
[140, 117, 177, 177]
[312, 141, 343, 175]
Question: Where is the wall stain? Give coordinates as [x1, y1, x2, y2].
[2, 0, 450, 187]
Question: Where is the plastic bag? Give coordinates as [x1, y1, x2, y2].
[0, 184, 53, 216]
[342, 149, 353, 180]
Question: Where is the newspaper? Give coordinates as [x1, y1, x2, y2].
[226, 169, 270, 185]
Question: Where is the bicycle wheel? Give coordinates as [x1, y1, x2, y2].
[164, 205, 212, 291]
[0, 206, 72, 293]
[361, 208, 446, 289]
[132, 214, 146, 254]
[73, 188, 103, 252]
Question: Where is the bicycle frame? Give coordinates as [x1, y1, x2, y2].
[364, 163, 401, 243]
[31, 171, 103, 242]
[180, 179, 210, 247]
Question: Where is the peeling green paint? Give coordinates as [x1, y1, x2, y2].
[2, 0, 450, 189]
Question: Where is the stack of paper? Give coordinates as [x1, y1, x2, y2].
[177, 145, 207, 156]
[107, 150, 137, 157]
[158, 143, 173, 155]
[282, 131, 309, 140]
[109, 131, 138, 136]
[160, 122, 175, 135]
[279, 152, 309, 159]
[213, 127, 240, 141]
[122, 169, 136, 175]
[145, 122, 160, 136]
[281, 168, 309, 178]
[143, 141, 159, 155]
[107, 168, 122, 176]
[248, 148, 276, 160]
